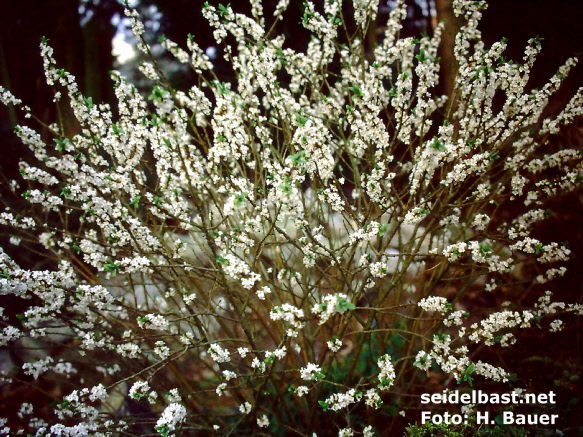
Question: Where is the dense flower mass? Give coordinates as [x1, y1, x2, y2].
[0, 0, 582, 435]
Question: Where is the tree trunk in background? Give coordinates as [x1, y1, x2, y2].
[435, 0, 458, 100]
[53, 0, 85, 137]
[0, 0, 84, 178]
[83, 13, 116, 109]
[0, 38, 17, 126]
[53, 0, 85, 82]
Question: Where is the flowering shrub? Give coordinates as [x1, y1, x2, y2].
[1, 0, 582, 435]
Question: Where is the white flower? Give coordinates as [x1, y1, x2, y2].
[443, 242, 468, 262]
[322, 389, 362, 411]
[270, 303, 305, 329]
[216, 383, 227, 396]
[274, 346, 287, 359]
[550, 319, 564, 332]
[327, 337, 342, 352]
[129, 381, 158, 404]
[166, 389, 182, 403]
[138, 313, 169, 330]
[22, 356, 53, 380]
[472, 213, 490, 231]
[208, 344, 231, 363]
[377, 355, 395, 390]
[365, 389, 381, 409]
[257, 415, 269, 428]
[251, 357, 266, 373]
[363, 426, 375, 437]
[444, 310, 468, 327]
[156, 403, 186, 432]
[256, 286, 272, 300]
[418, 296, 450, 314]
[312, 293, 354, 325]
[222, 370, 237, 381]
[403, 206, 429, 225]
[89, 384, 107, 402]
[414, 351, 432, 372]
[18, 402, 33, 419]
[154, 341, 171, 360]
[239, 402, 252, 414]
[300, 363, 322, 381]
[297, 386, 309, 397]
